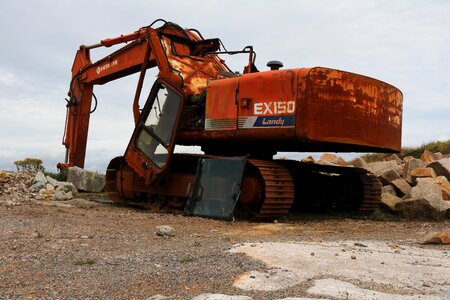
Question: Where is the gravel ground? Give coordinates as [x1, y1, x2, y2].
[0, 198, 449, 299]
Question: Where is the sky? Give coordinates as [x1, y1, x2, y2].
[0, 0, 449, 172]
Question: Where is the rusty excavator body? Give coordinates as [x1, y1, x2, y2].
[59, 20, 403, 219]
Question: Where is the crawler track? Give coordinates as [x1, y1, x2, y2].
[248, 160, 295, 220]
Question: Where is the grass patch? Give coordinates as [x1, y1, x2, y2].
[179, 256, 194, 263]
[358, 140, 450, 163]
[74, 259, 96, 266]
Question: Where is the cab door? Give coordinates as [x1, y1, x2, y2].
[124, 80, 185, 184]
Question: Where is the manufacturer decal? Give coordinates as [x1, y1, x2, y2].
[238, 115, 295, 128]
[96, 59, 118, 75]
[254, 101, 295, 115]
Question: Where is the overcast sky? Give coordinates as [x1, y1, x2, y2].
[0, 0, 449, 172]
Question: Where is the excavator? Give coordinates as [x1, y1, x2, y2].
[58, 20, 403, 219]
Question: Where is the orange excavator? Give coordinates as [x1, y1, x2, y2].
[59, 20, 403, 219]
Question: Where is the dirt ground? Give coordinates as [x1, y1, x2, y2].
[0, 198, 449, 299]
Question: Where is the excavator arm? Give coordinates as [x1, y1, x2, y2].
[59, 20, 230, 183]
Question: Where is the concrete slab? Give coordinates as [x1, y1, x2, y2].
[229, 241, 450, 299]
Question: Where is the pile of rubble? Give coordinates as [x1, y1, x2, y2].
[314, 150, 450, 219]
[0, 167, 105, 206]
[0, 171, 34, 206]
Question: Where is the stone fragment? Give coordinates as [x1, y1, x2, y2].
[382, 185, 397, 196]
[33, 172, 47, 184]
[420, 150, 439, 163]
[301, 156, 315, 164]
[54, 190, 73, 201]
[379, 169, 401, 186]
[410, 167, 436, 179]
[381, 193, 403, 211]
[364, 160, 399, 176]
[427, 158, 450, 180]
[395, 182, 450, 219]
[386, 154, 403, 164]
[390, 178, 411, 197]
[45, 183, 55, 191]
[411, 181, 443, 202]
[419, 231, 450, 244]
[67, 167, 105, 192]
[156, 225, 175, 237]
[55, 182, 78, 196]
[395, 197, 450, 220]
[435, 152, 444, 160]
[28, 181, 45, 192]
[319, 153, 346, 166]
[46, 176, 58, 186]
[37, 188, 55, 200]
[402, 156, 414, 163]
[403, 158, 427, 184]
[351, 157, 367, 168]
[434, 176, 450, 200]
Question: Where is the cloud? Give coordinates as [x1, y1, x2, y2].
[0, 0, 449, 172]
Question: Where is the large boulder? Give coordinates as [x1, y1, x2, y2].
[395, 197, 450, 220]
[381, 193, 403, 211]
[427, 158, 450, 181]
[395, 181, 450, 219]
[420, 150, 439, 163]
[351, 157, 367, 168]
[435, 176, 450, 201]
[379, 169, 401, 186]
[382, 185, 397, 196]
[67, 167, 105, 193]
[319, 153, 346, 166]
[390, 178, 412, 197]
[403, 158, 427, 184]
[363, 160, 399, 177]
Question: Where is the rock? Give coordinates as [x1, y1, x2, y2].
[351, 157, 367, 168]
[390, 178, 411, 197]
[54, 190, 73, 201]
[379, 169, 401, 186]
[435, 176, 450, 200]
[381, 193, 403, 211]
[301, 156, 315, 164]
[364, 160, 399, 176]
[55, 182, 78, 196]
[67, 167, 105, 192]
[382, 185, 397, 196]
[427, 158, 450, 181]
[386, 154, 403, 164]
[395, 197, 450, 220]
[403, 156, 414, 163]
[410, 167, 436, 180]
[403, 158, 427, 184]
[395, 182, 450, 220]
[45, 183, 55, 191]
[156, 225, 175, 237]
[319, 153, 346, 166]
[411, 181, 444, 202]
[419, 231, 450, 244]
[46, 176, 58, 186]
[420, 150, 439, 163]
[37, 188, 55, 200]
[33, 172, 47, 184]
[28, 181, 45, 192]
[435, 152, 444, 160]
[17, 183, 28, 193]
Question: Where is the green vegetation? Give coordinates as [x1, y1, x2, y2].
[13, 157, 67, 181]
[14, 158, 44, 173]
[359, 140, 450, 163]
